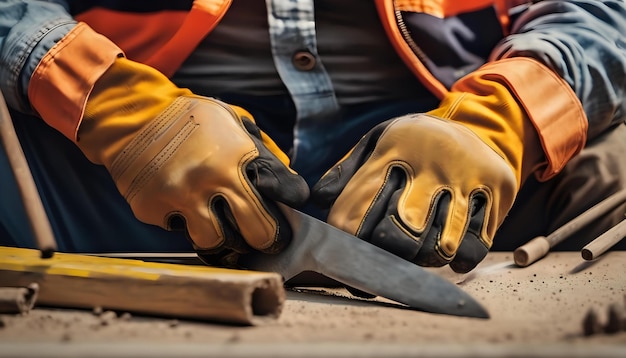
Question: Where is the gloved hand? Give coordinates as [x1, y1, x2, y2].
[312, 65, 547, 273]
[78, 57, 309, 264]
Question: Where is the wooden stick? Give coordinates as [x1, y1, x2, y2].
[514, 189, 626, 267]
[581, 218, 626, 261]
[0, 91, 57, 258]
[0, 246, 284, 325]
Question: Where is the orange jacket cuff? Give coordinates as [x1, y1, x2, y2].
[454, 57, 588, 181]
[28, 22, 123, 141]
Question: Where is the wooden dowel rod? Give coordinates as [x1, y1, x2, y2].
[0, 91, 57, 258]
[581, 219, 626, 261]
[514, 189, 626, 267]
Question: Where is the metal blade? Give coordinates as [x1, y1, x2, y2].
[240, 204, 489, 319]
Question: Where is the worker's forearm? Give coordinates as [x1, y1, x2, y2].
[491, 0, 626, 141]
[0, 0, 76, 114]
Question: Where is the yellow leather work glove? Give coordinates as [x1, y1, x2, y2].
[78, 57, 309, 264]
[312, 69, 545, 273]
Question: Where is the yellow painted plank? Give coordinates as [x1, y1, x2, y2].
[0, 246, 284, 325]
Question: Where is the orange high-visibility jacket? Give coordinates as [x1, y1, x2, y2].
[23, 0, 626, 180]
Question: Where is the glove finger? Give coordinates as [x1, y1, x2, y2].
[210, 197, 255, 254]
[329, 162, 450, 268]
[242, 118, 310, 207]
[364, 167, 426, 261]
[449, 193, 490, 273]
[246, 158, 309, 207]
[167, 200, 253, 268]
[237, 117, 309, 254]
[357, 167, 406, 241]
[412, 191, 454, 268]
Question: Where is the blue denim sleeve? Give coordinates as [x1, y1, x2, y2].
[0, 0, 76, 114]
[492, 0, 626, 140]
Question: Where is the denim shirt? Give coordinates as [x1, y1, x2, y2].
[0, 1, 75, 114]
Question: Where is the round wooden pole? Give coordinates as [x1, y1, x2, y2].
[514, 189, 626, 267]
[581, 219, 626, 261]
[0, 91, 57, 258]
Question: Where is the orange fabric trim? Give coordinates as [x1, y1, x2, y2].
[28, 23, 123, 141]
[145, 0, 232, 77]
[454, 58, 588, 181]
[75, 0, 231, 78]
[375, 0, 448, 99]
[75, 10, 187, 65]
[495, 0, 510, 35]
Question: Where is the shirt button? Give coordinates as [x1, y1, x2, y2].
[292, 51, 316, 71]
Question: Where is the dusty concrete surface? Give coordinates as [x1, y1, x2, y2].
[0, 251, 625, 357]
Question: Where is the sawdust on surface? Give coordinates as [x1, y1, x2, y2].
[0, 252, 625, 356]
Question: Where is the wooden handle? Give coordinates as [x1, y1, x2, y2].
[514, 189, 626, 267]
[581, 219, 626, 261]
[0, 91, 57, 258]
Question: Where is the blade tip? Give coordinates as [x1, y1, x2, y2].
[456, 300, 490, 319]
[426, 297, 490, 319]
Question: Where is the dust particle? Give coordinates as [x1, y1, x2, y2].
[60, 332, 72, 342]
[99, 310, 117, 326]
[92, 306, 103, 316]
[226, 333, 241, 343]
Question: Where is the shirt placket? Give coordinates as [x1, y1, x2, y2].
[265, 0, 340, 174]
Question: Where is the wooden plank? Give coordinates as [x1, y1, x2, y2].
[0, 246, 284, 325]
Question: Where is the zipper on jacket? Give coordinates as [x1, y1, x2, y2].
[394, 6, 429, 66]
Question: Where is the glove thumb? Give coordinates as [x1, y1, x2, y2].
[311, 123, 386, 208]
